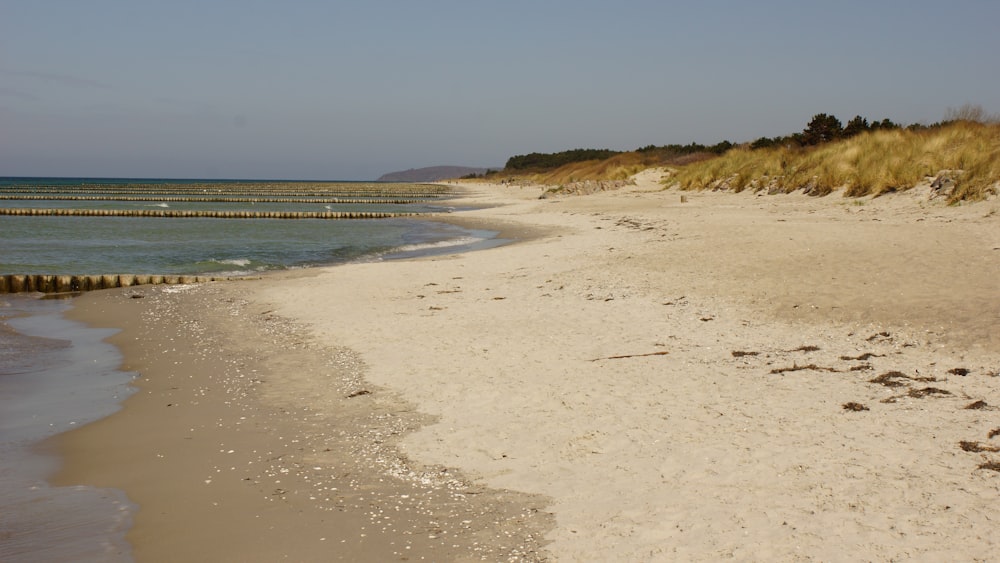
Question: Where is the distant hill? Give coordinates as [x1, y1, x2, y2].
[377, 166, 493, 182]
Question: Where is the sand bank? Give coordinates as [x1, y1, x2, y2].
[58, 173, 999, 561]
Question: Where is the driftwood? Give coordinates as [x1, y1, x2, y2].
[589, 351, 669, 362]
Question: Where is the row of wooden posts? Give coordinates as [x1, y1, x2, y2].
[0, 191, 449, 198]
[0, 195, 429, 204]
[0, 185, 450, 294]
[0, 208, 422, 219]
[0, 188, 451, 197]
[0, 273, 245, 294]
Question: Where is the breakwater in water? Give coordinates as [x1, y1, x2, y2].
[0, 195, 430, 204]
[0, 179, 453, 198]
[0, 208, 421, 219]
[0, 273, 248, 294]
[0, 177, 498, 294]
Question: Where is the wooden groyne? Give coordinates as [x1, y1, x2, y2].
[0, 189, 450, 198]
[0, 195, 431, 204]
[0, 183, 453, 198]
[0, 273, 248, 294]
[0, 208, 423, 219]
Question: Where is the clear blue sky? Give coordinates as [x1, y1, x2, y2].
[2, 1, 998, 180]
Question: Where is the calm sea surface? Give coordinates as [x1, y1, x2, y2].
[0, 177, 499, 561]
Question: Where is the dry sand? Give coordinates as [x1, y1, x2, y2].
[56, 172, 999, 561]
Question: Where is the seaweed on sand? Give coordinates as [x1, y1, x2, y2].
[869, 371, 911, 388]
[770, 363, 839, 374]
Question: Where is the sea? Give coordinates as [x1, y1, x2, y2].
[0, 177, 502, 562]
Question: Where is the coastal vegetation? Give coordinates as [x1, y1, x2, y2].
[493, 105, 1000, 202]
[671, 119, 1000, 202]
[503, 143, 730, 186]
[505, 149, 622, 171]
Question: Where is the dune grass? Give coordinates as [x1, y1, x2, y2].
[529, 153, 649, 185]
[528, 150, 715, 186]
[669, 121, 1000, 202]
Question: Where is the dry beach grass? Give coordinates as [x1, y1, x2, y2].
[670, 121, 1000, 201]
[56, 172, 999, 561]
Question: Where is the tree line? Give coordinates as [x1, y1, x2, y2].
[500, 115, 897, 172]
[500, 105, 995, 173]
[750, 114, 900, 149]
[504, 148, 622, 171]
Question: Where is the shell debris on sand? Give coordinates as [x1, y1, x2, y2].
[120, 282, 551, 561]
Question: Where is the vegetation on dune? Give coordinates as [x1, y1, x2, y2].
[670, 119, 1000, 202]
[503, 142, 731, 186]
[488, 105, 999, 202]
[533, 152, 664, 185]
[749, 112, 901, 149]
[505, 149, 623, 171]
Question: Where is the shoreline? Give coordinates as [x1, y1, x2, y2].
[53, 281, 552, 561]
[53, 176, 999, 560]
[0, 295, 134, 563]
[51, 214, 553, 560]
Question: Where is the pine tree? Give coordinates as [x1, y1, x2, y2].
[802, 113, 843, 145]
[843, 115, 870, 137]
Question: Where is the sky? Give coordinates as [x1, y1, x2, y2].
[1, 1, 998, 180]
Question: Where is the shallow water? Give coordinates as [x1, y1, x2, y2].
[0, 295, 134, 562]
[0, 178, 477, 277]
[0, 216, 487, 276]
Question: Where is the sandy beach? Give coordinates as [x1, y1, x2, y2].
[55, 172, 999, 561]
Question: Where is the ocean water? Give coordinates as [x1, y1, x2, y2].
[0, 178, 500, 561]
[0, 177, 491, 277]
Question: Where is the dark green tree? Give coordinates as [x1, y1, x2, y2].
[801, 113, 843, 145]
[870, 118, 898, 131]
[709, 140, 735, 154]
[843, 115, 870, 137]
[505, 148, 621, 170]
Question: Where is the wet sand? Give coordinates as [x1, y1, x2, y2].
[0, 296, 133, 563]
[54, 280, 549, 562]
[55, 173, 1000, 561]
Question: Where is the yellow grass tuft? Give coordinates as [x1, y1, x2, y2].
[669, 122, 1000, 202]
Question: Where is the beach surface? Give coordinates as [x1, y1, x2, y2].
[56, 173, 999, 561]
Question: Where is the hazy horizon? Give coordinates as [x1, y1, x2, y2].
[2, 1, 998, 181]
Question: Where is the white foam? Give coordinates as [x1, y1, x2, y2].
[214, 258, 252, 267]
[389, 236, 483, 255]
[161, 284, 198, 293]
